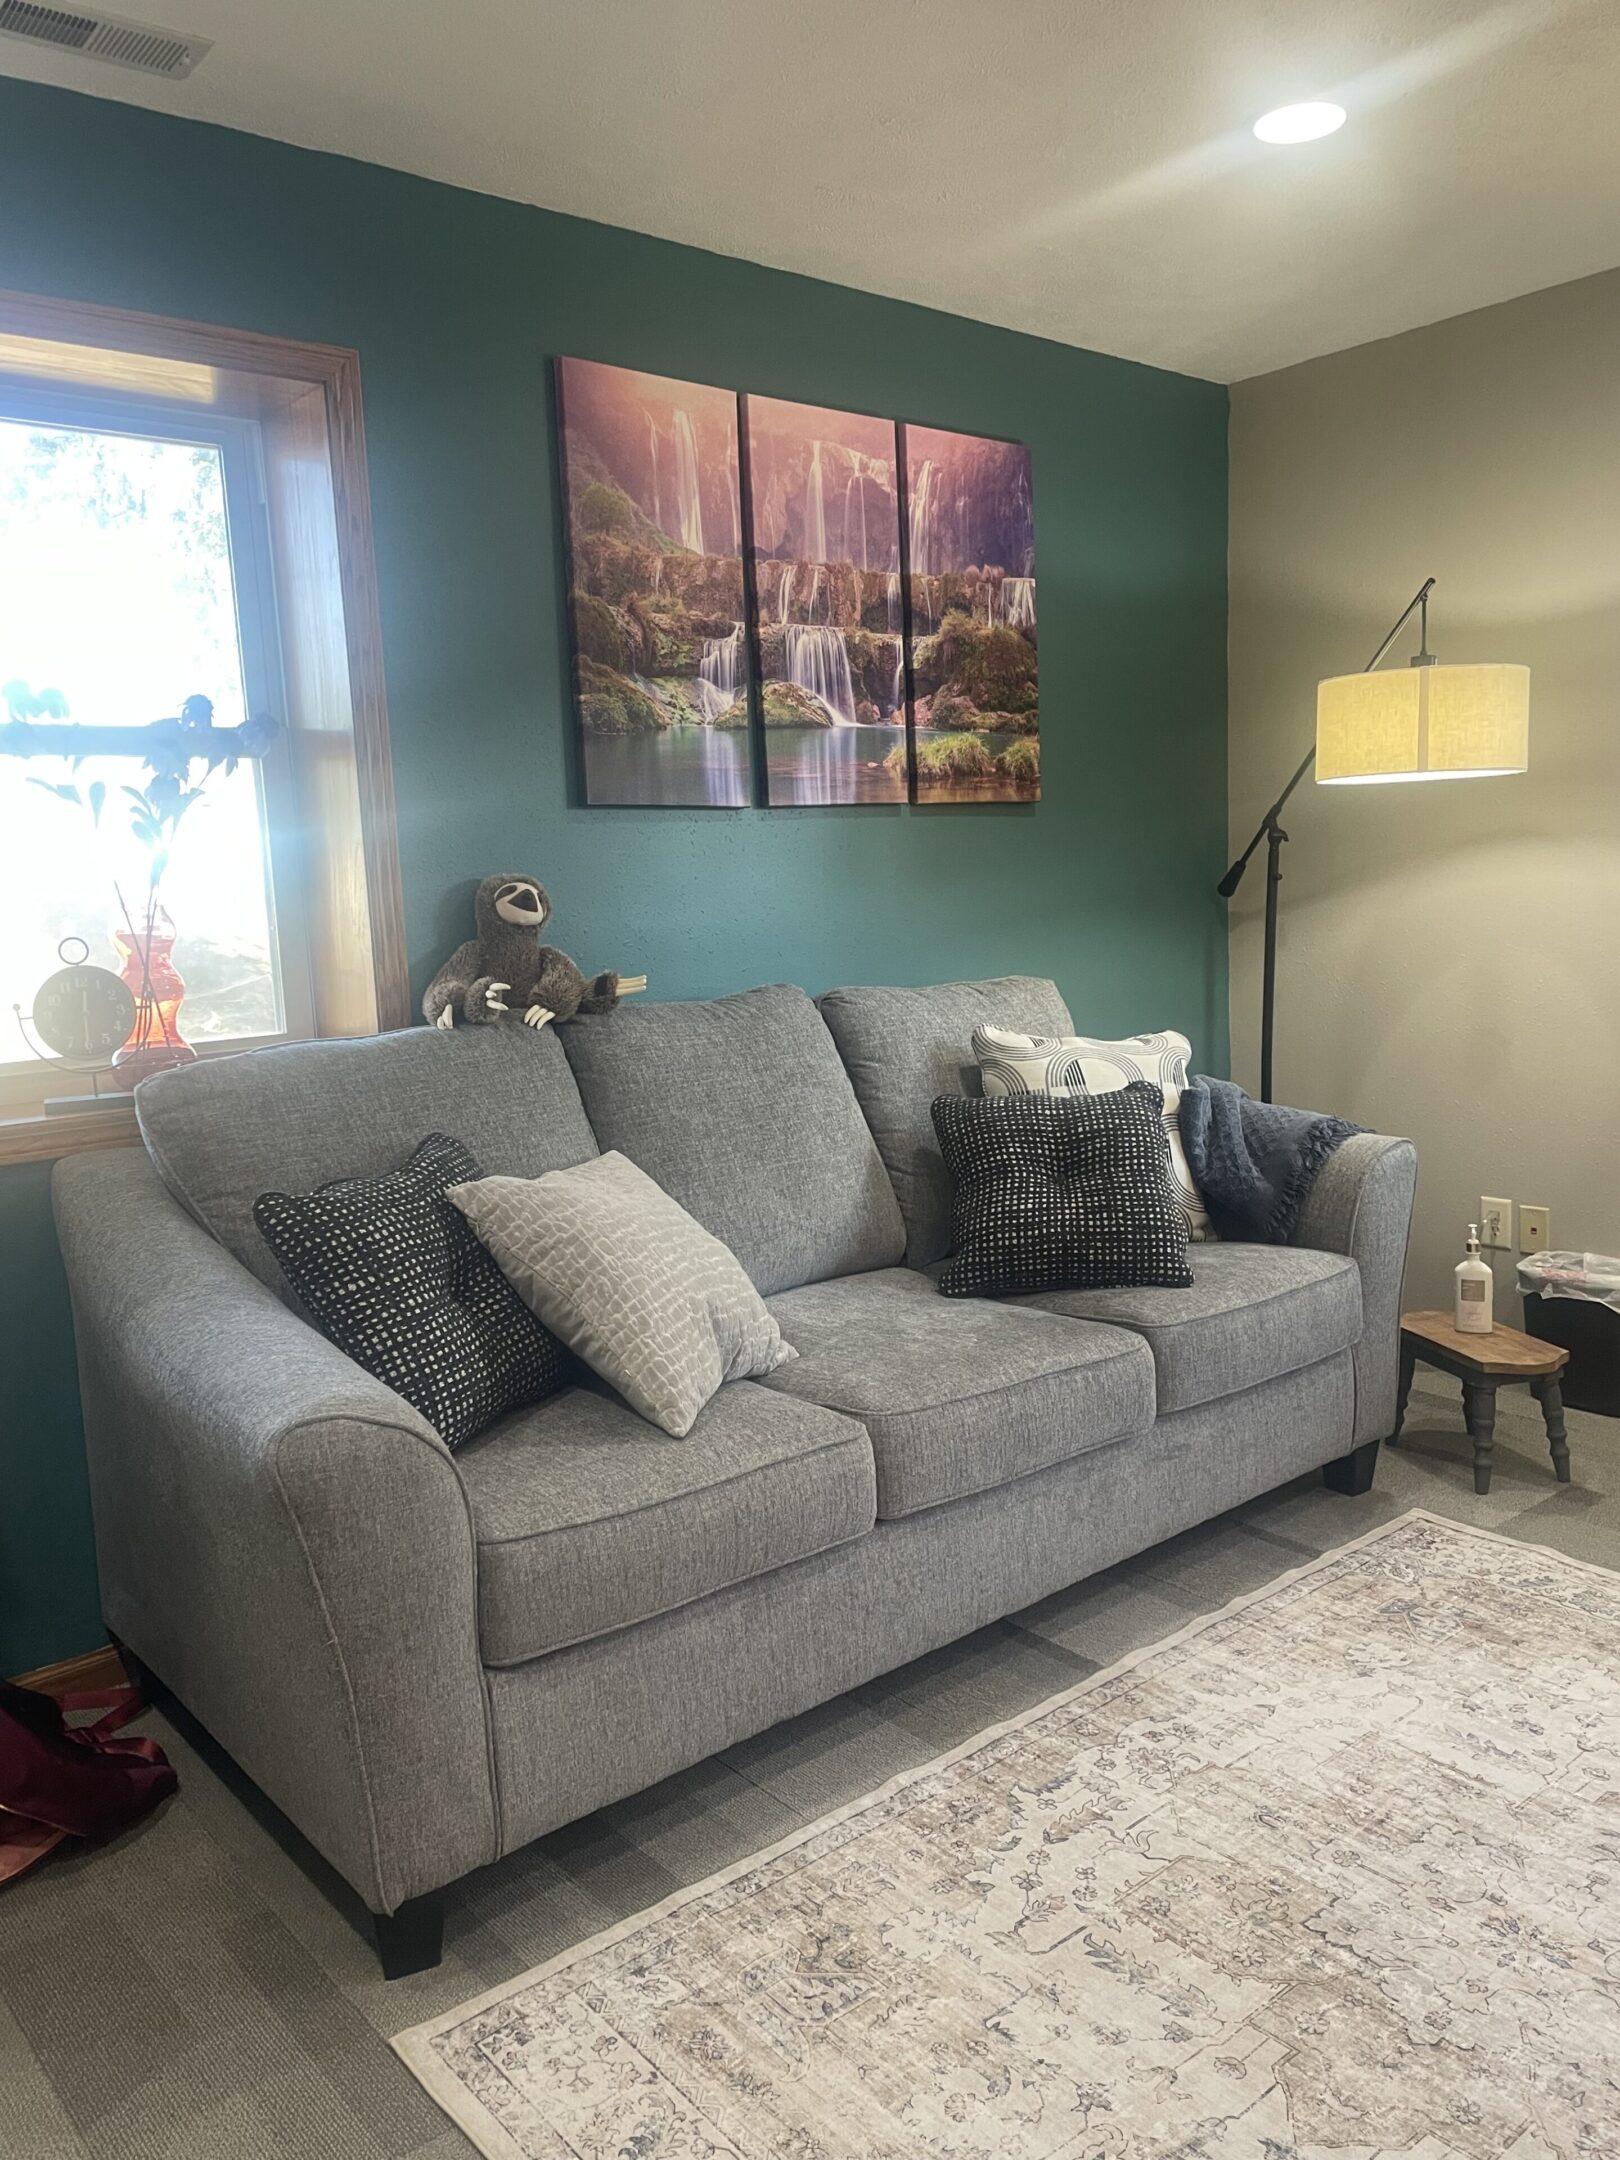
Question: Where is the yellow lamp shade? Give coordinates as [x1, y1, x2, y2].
[1316, 662, 1529, 785]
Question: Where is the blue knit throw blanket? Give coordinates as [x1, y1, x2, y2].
[1179, 1076, 1363, 1245]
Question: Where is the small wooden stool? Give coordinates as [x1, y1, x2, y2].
[1394, 1311, 1571, 1496]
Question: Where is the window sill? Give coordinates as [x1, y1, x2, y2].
[0, 1103, 140, 1167]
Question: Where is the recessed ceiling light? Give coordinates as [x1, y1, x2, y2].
[1253, 101, 1347, 145]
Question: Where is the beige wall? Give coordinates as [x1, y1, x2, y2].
[1229, 268, 1620, 1313]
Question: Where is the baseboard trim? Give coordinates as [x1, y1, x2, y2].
[11, 1643, 128, 1695]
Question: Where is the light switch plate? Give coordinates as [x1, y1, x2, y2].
[1520, 1205, 1551, 1254]
[1480, 1197, 1512, 1250]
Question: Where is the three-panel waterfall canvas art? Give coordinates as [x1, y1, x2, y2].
[556, 357, 1039, 808]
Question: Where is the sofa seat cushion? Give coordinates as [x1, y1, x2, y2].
[459, 1381, 876, 1665]
[818, 976, 1076, 1269]
[1017, 1242, 1362, 1414]
[762, 1269, 1153, 1519]
[559, 985, 905, 1296]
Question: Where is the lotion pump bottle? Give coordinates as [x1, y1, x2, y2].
[1454, 1223, 1494, 1335]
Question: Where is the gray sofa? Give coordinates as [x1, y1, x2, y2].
[52, 976, 1415, 1974]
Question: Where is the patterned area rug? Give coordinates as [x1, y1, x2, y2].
[394, 1512, 1620, 2157]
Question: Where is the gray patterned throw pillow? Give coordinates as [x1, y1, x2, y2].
[447, 1152, 796, 1437]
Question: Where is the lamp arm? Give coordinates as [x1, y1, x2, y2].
[1216, 576, 1435, 897]
[1217, 740, 1315, 897]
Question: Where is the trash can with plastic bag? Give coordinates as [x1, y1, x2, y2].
[1519, 1252, 1620, 1416]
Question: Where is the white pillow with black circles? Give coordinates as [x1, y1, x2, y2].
[971, 1024, 1216, 1242]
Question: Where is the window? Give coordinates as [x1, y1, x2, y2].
[0, 387, 313, 1083]
[0, 289, 408, 1150]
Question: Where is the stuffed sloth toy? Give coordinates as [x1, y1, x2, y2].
[423, 874, 647, 1032]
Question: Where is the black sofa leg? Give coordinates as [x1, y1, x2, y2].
[374, 1892, 445, 1978]
[1322, 1437, 1381, 1496]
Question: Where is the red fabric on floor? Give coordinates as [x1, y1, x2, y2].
[0, 1678, 176, 1887]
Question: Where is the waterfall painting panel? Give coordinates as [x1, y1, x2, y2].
[902, 424, 1038, 803]
[743, 395, 910, 805]
[556, 358, 754, 807]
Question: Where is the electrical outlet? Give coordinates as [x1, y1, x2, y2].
[1480, 1197, 1513, 1250]
[1520, 1205, 1551, 1254]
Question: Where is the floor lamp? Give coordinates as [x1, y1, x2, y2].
[1220, 578, 1529, 1101]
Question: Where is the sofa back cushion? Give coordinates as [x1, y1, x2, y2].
[136, 1025, 600, 1297]
[558, 984, 904, 1296]
[818, 975, 1075, 1267]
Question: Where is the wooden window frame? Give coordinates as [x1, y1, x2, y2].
[0, 290, 409, 1164]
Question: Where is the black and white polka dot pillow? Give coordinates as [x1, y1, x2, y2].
[254, 1133, 571, 1449]
[971, 1024, 1215, 1242]
[931, 1083, 1193, 1298]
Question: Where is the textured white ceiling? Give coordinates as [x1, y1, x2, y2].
[5, 0, 1620, 380]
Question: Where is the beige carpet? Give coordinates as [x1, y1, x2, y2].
[395, 1510, 1620, 2158]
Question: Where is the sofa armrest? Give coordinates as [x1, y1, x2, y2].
[53, 1148, 496, 1915]
[1290, 1132, 1417, 1445]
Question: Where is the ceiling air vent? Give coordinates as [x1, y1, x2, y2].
[0, 0, 210, 78]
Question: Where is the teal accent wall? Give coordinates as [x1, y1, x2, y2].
[0, 76, 1228, 1674]
[2, 1162, 102, 1675]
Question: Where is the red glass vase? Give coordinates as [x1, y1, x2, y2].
[111, 905, 198, 1088]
